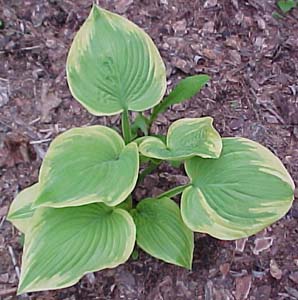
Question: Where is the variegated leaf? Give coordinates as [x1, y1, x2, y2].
[18, 203, 136, 294]
[35, 126, 139, 208]
[181, 138, 295, 240]
[139, 117, 222, 160]
[67, 5, 166, 116]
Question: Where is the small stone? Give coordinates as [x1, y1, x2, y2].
[225, 36, 240, 49]
[0, 273, 9, 283]
[116, 269, 136, 288]
[202, 48, 218, 60]
[172, 103, 185, 112]
[235, 11, 244, 24]
[32, 68, 45, 79]
[172, 19, 187, 36]
[256, 16, 266, 30]
[31, 4, 46, 27]
[39, 81, 62, 123]
[155, 114, 167, 124]
[229, 50, 242, 65]
[165, 36, 185, 49]
[171, 175, 189, 185]
[115, 0, 133, 13]
[194, 55, 203, 64]
[204, 0, 217, 8]
[254, 37, 265, 50]
[270, 259, 282, 280]
[4, 40, 15, 51]
[161, 42, 170, 50]
[86, 272, 96, 284]
[264, 114, 279, 124]
[171, 57, 191, 74]
[45, 39, 57, 49]
[235, 238, 248, 252]
[229, 119, 243, 131]
[0, 80, 9, 107]
[231, 0, 239, 9]
[0, 205, 8, 217]
[204, 280, 214, 300]
[252, 270, 266, 279]
[235, 275, 252, 300]
[253, 236, 274, 255]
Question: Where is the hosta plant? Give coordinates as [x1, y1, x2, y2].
[8, 5, 295, 294]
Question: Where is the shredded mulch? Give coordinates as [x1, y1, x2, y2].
[0, 0, 297, 299]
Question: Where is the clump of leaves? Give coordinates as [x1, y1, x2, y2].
[277, 0, 297, 13]
[8, 5, 295, 294]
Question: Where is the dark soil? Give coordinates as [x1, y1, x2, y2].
[0, 0, 298, 299]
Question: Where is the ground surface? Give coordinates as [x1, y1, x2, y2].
[0, 0, 298, 299]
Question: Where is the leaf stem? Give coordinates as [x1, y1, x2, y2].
[157, 184, 191, 199]
[148, 108, 158, 127]
[121, 109, 132, 144]
[117, 195, 133, 211]
[126, 195, 132, 209]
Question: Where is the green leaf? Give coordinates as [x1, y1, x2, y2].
[7, 183, 38, 233]
[131, 248, 139, 260]
[35, 126, 139, 208]
[66, 5, 166, 116]
[131, 113, 149, 137]
[168, 160, 183, 168]
[277, 0, 296, 13]
[116, 195, 132, 211]
[133, 197, 193, 269]
[181, 138, 295, 240]
[134, 134, 166, 146]
[139, 117, 222, 160]
[0, 19, 4, 30]
[151, 74, 210, 123]
[18, 203, 136, 294]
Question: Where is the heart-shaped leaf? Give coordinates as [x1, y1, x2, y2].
[7, 183, 38, 233]
[35, 126, 139, 208]
[66, 5, 166, 116]
[181, 138, 295, 240]
[18, 203, 136, 294]
[133, 197, 193, 269]
[139, 117, 222, 160]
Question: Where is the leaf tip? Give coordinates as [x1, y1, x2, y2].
[91, 3, 102, 17]
[17, 280, 29, 296]
[6, 209, 13, 222]
[16, 289, 25, 296]
[178, 257, 193, 270]
[204, 116, 214, 124]
[202, 73, 211, 81]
